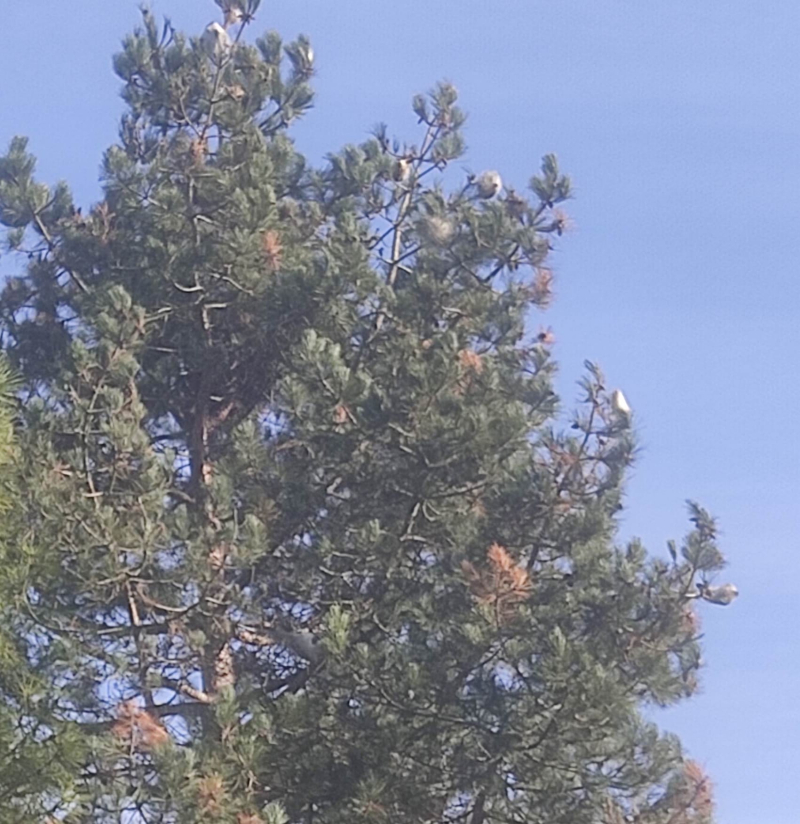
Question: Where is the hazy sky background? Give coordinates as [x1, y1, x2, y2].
[2, 2, 798, 821]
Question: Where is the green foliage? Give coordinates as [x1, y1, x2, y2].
[0, 6, 729, 823]
[0, 358, 90, 822]
[0, 356, 19, 465]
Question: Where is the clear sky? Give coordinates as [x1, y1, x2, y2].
[2, 2, 798, 821]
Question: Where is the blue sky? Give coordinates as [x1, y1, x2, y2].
[2, 1, 798, 821]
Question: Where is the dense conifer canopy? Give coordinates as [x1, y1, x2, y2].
[0, 3, 731, 821]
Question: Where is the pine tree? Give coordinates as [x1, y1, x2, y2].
[0, 3, 734, 822]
